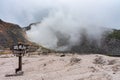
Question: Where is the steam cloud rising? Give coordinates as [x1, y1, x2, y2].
[1, 0, 120, 51]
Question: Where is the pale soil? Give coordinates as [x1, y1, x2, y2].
[0, 53, 120, 80]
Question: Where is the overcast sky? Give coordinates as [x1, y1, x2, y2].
[0, 0, 120, 29]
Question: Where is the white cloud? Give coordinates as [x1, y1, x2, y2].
[0, 0, 120, 28]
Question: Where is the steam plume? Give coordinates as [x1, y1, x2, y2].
[27, 8, 111, 51]
[0, 0, 120, 51]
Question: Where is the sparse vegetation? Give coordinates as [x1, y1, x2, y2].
[94, 56, 117, 65]
[0, 50, 11, 55]
[108, 59, 117, 65]
[70, 57, 81, 65]
[108, 29, 120, 40]
[93, 56, 107, 65]
[0, 52, 7, 55]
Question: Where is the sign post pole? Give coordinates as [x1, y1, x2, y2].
[19, 54, 22, 72]
[5, 42, 28, 77]
[15, 53, 23, 74]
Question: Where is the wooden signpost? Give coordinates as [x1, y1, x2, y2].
[5, 42, 28, 77]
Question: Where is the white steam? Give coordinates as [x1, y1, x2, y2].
[26, 3, 113, 51]
[1, 0, 120, 51]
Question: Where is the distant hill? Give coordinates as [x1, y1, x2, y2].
[23, 22, 40, 31]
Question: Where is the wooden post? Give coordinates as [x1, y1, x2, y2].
[15, 53, 23, 74]
[18, 54, 22, 71]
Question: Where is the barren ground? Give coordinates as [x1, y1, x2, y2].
[0, 53, 120, 80]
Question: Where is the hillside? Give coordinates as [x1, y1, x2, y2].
[71, 29, 120, 56]
[0, 19, 29, 49]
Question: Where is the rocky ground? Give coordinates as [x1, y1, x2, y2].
[0, 53, 120, 80]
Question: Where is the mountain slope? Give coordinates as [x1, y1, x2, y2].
[0, 19, 28, 49]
